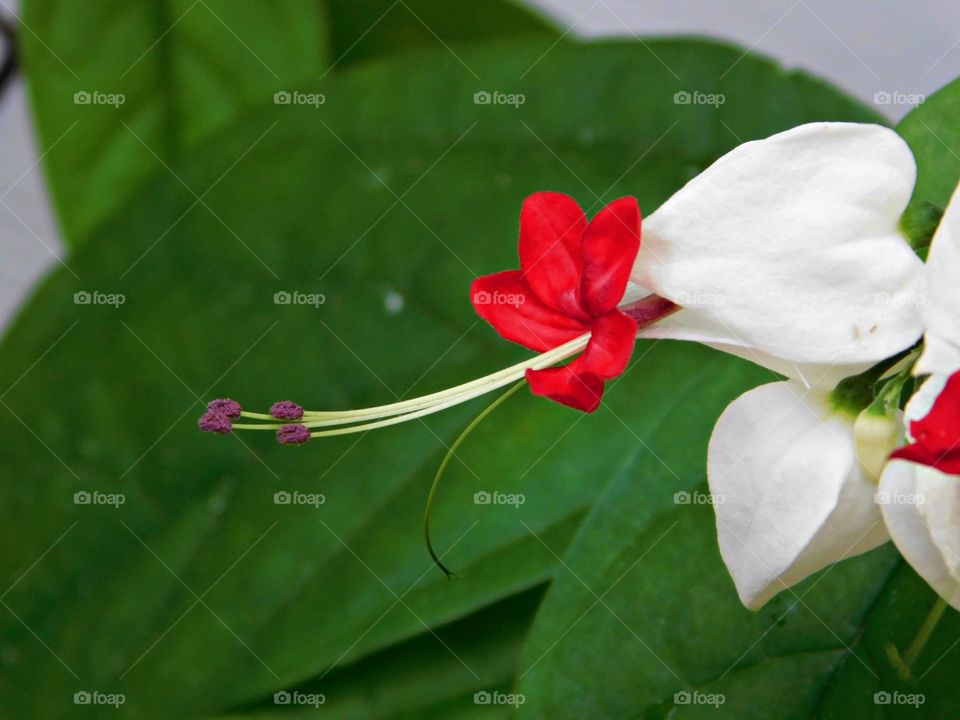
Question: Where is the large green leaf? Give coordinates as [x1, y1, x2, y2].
[20, 0, 559, 247]
[218, 589, 544, 720]
[21, 0, 329, 244]
[2, 38, 883, 719]
[518, 476, 960, 718]
[325, 0, 558, 68]
[897, 76, 960, 207]
[517, 76, 960, 720]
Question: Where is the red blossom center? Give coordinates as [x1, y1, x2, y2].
[471, 192, 671, 412]
[891, 369, 960, 474]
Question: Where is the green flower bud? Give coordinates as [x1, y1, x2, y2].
[853, 409, 901, 483]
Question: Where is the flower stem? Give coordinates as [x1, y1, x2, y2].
[886, 595, 949, 680]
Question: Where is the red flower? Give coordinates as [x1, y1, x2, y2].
[891, 369, 960, 474]
[471, 192, 641, 412]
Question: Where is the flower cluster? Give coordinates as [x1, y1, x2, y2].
[708, 164, 960, 616]
[199, 121, 958, 625]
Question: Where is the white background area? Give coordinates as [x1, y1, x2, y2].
[1, 0, 958, 329]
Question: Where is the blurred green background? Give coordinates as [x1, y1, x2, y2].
[1, 1, 959, 718]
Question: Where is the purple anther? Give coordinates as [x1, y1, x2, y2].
[199, 411, 232, 434]
[270, 400, 304, 420]
[277, 424, 310, 445]
[207, 398, 242, 418]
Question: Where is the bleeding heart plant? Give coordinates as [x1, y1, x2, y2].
[197, 122, 960, 654]
[199, 121, 925, 445]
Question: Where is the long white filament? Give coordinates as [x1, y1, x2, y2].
[234, 333, 590, 436]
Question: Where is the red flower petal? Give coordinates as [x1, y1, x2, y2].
[471, 271, 589, 352]
[890, 444, 960, 474]
[518, 192, 589, 320]
[911, 372, 960, 452]
[523, 310, 637, 412]
[473, 194, 644, 414]
[526, 362, 604, 412]
[578, 310, 638, 379]
[581, 197, 642, 316]
[890, 370, 960, 475]
[930, 454, 960, 475]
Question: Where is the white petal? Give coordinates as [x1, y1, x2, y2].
[880, 463, 960, 609]
[638, 308, 872, 389]
[708, 381, 889, 610]
[903, 373, 948, 423]
[635, 122, 923, 381]
[916, 180, 960, 375]
[915, 334, 960, 377]
[880, 375, 960, 609]
[918, 474, 960, 580]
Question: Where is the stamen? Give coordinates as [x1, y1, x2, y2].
[300, 334, 590, 421]
[424, 379, 526, 578]
[205, 294, 680, 442]
[207, 398, 242, 418]
[199, 411, 233, 434]
[233, 334, 590, 428]
[277, 424, 310, 445]
[270, 400, 304, 420]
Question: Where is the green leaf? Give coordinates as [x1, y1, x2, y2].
[20, 0, 559, 248]
[899, 200, 943, 252]
[811, 561, 960, 719]
[519, 466, 960, 717]
[896, 77, 960, 207]
[325, 0, 558, 69]
[218, 589, 543, 720]
[1, 38, 883, 718]
[20, 0, 330, 245]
